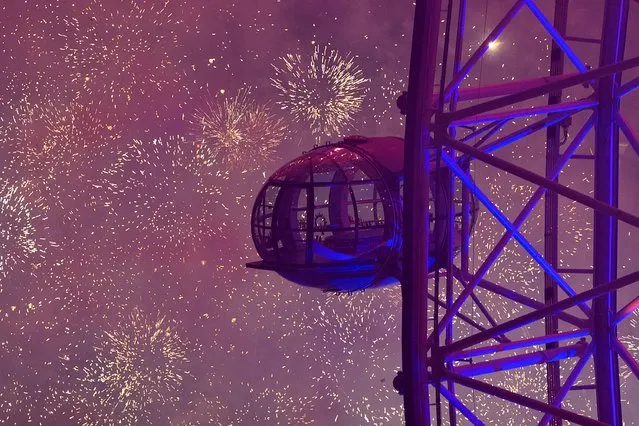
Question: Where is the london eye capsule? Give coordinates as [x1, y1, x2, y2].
[247, 136, 477, 292]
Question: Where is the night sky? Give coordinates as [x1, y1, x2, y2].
[0, 0, 637, 425]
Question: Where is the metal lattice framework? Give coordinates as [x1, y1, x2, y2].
[401, 0, 639, 424]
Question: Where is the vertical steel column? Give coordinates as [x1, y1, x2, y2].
[402, 0, 442, 424]
[445, 2, 467, 425]
[544, 2, 568, 424]
[593, 1, 628, 424]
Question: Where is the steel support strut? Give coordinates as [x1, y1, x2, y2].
[402, 0, 442, 424]
[544, 2, 568, 424]
[592, 1, 629, 424]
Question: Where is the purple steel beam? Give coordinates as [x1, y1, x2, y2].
[451, 267, 588, 328]
[614, 338, 639, 380]
[617, 112, 639, 157]
[524, 0, 587, 73]
[451, 342, 587, 378]
[439, 385, 485, 426]
[435, 72, 585, 104]
[442, 0, 527, 101]
[445, 329, 590, 362]
[401, 0, 441, 423]
[615, 294, 639, 325]
[444, 56, 639, 124]
[442, 137, 639, 228]
[450, 98, 596, 126]
[429, 117, 594, 344]
[558, 268, 594, 274]
[445, 269, 639, 354]
[592, 1, 628, 422]
[481, 111, 573, 154]
[441, 151, 592, 316]
[442, 371, 608, 426]
[538, 344, 594, 426]
[437, 5, 458, 417]
[544, 3, 568, 422]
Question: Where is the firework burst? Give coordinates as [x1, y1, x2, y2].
[67, 307, 191, 425]
[11, 101, 122, 225]
[271, 45, 368, 140]
[118, 136, 225, 262]
[0, 180, 55, 280]
[191, 89, 286, 171]
[59, 0, 186, 111]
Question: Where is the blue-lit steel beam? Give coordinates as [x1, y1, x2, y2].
[524, 0, 587, 73]
[481, 111, 574, 154]
[440, 151, 592, 315]
[592, 1, 629, 423]
[445, 329, 590, 362]
[451, 342, 587, 377]
[617, 112, 639, 156]
[618, 74, 639, 97]
[430, 117, 594, 345]
[442, 136, 639, 228]
[451, 268, 588, 328]
[445, 269, 639, 357]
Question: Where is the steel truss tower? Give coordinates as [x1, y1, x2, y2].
[401, 0, 639, 424]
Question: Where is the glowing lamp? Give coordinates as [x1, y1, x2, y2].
[247, 136, 477, 292]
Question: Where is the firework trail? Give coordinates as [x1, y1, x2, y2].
[271, 45, 368, 140]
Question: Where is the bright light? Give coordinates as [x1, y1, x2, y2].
[488, 40, 500, 50]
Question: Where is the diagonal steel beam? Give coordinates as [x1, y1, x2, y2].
[459, 120, 503, 143]
[445, 329, 590, 362]
[480, 111, 573, 154]
[441, 151, 592, 316]
[617, 111, 639, 157]
[524, 0, 587, 72]
[428, 117, 594, 344]
[444, 56, 639, 124]
[538, 344, 594, 426]
[442, 370, 608, 426]
[442, 136, 639, 228]
[446, 270, 639, 353]
[442, 0, 527, 101]
[615, 294, 639, 325]
[619, 74, 639, 98]
[450, 341, 587, 377]
[451, 267, 588, 328]
[439, 384, 486, 425]
[435, 72, 587, 104]
[614, 338, 639, 381]
[427, 291, 510, 344]
[451, 98, 596, 127]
